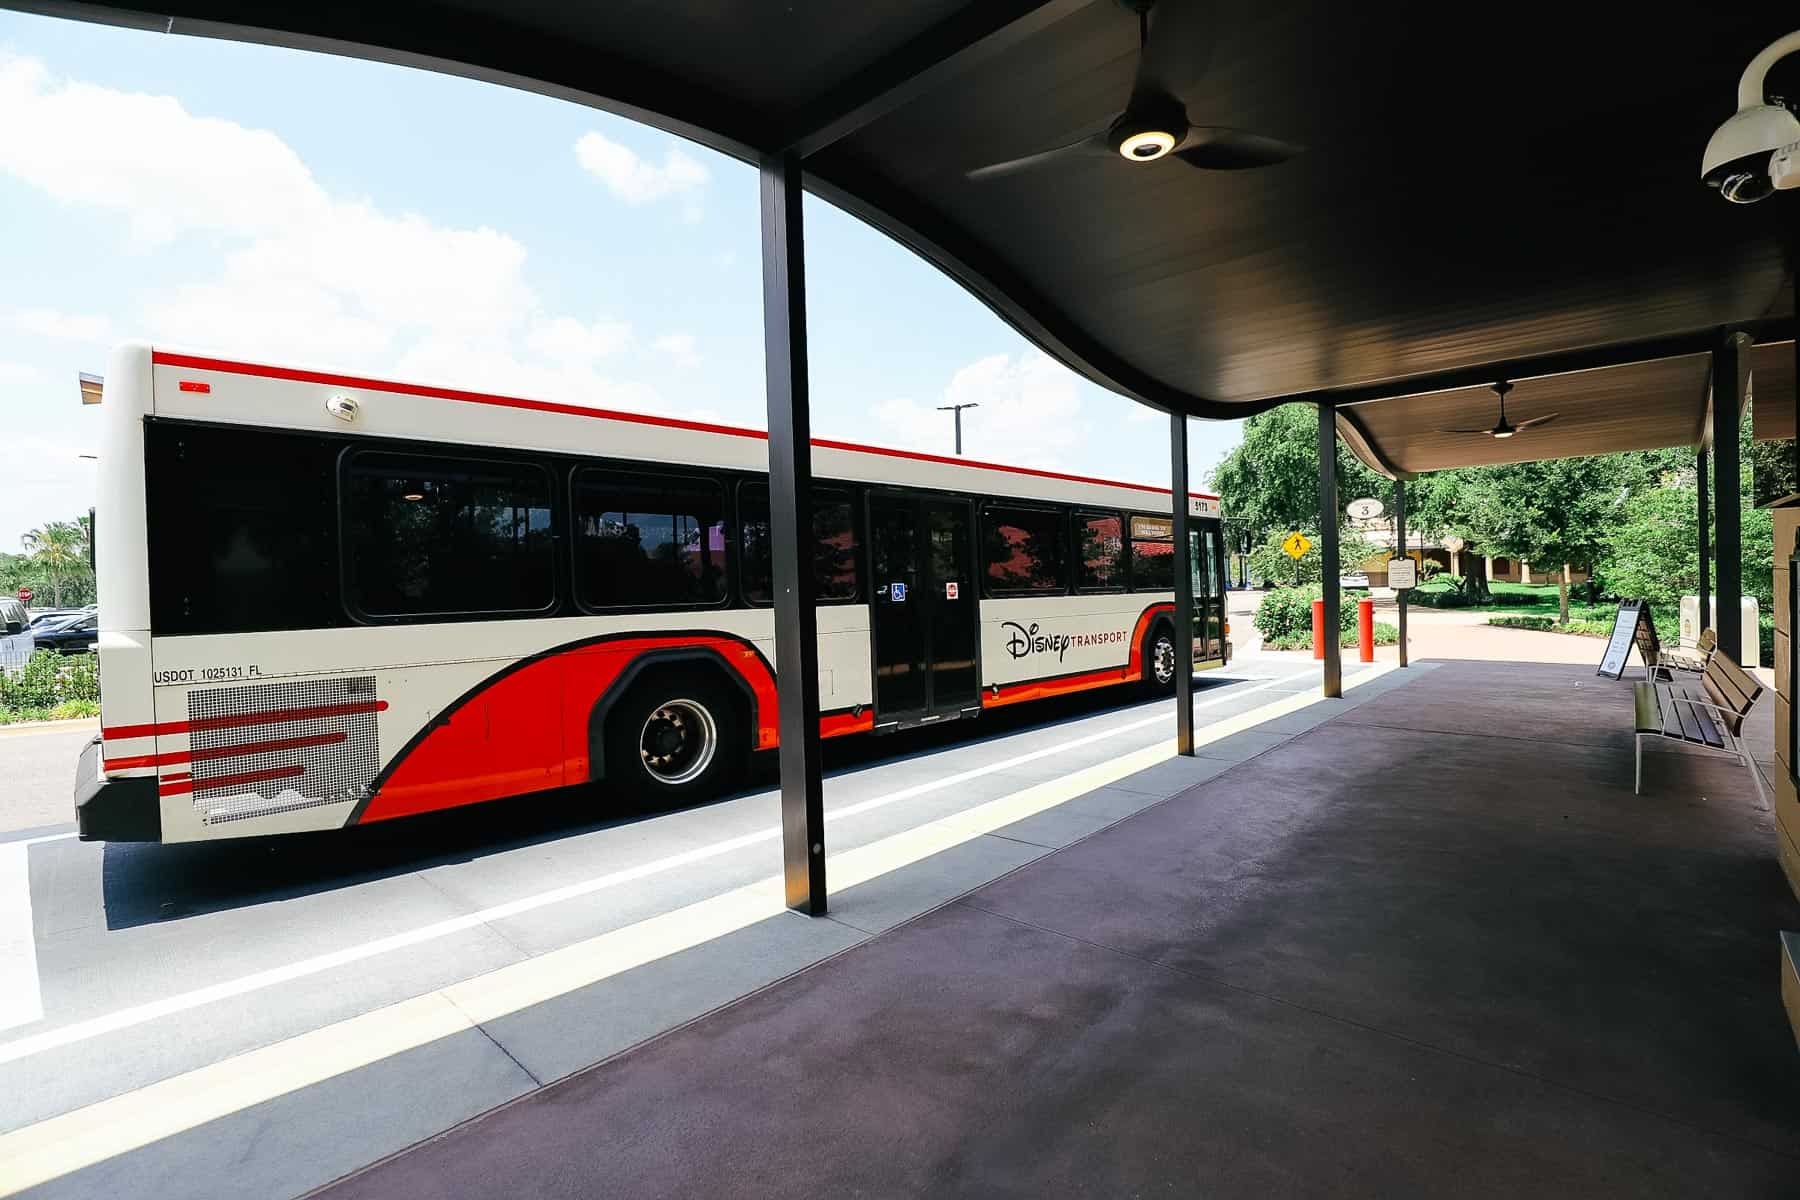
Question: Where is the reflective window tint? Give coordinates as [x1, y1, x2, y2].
[344, 452, 554, 617]
[574, 470, 728, 608]
[1075, 512, 1124, 590]
[1128, 511, 1175, 592]
[982, 505, 1067, 594]
[146, 422, 344, 635]
[738, 484, 858, 605]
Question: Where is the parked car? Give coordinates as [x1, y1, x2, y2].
[1339, 572, 1371, 589]
[27, 608, 83, 631]
[0, 597, 32, 674]
[31, 610, 98, 655]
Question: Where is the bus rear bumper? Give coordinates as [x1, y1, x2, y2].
[74, 737, 161, 842]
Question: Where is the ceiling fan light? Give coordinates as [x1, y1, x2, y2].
[1492, 429, 1515, 439]
[1118, 129, 1176, 161]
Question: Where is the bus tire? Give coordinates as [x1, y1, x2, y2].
[603, 671, 745, 810]
[1143, 622, 1178, 696]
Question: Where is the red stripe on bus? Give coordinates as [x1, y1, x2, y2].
[106, 700, 385, 741]
[159, 763, 305, 796]
[164, 771, 192, 782]
[820, 710, 875, 739]
[148, 351, 1220, 502]
[982, 667, 1131, 708]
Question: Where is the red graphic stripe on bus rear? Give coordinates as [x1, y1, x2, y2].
[106, 701, 386, 741]
[149, 351, 1222, 502]
[159, 763, 305, 797]
[107, 731, 349, 772]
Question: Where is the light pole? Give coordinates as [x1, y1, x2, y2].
[936, 402, 979, 455]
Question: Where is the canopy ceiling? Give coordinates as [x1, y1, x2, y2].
[13, 0, 1798, 423]
[1336, 340, 1797, 477]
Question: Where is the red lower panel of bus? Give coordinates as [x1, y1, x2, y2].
[360, 635, 779, 825]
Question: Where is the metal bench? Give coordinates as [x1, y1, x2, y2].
[1651, 627, 1717, 679]
[1633, 650, 1764, 799]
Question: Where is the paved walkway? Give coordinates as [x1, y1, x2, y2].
[316, 662, 1800, 1198]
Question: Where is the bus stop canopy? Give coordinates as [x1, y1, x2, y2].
[16, 0, 1796, 420]
[1338, 341, 1797, 477]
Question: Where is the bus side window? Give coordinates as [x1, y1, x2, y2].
[343, 451, 555, 619]
[981, 504, 1068, 597]
[738, 483, 859, 605]
[1074, 511, 1124, 591]
[573, 469, 729, 609]
[1126, 513, 1175, 591]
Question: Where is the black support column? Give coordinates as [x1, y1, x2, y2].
[1714, 332, 1749, 665]
[1394, 477, 1408, 669]
[1170, 412, 1195, 755]
[1698, 447, 1711, 635]
[759, 153, 826, 915]
[1318, 403, 1342, 697]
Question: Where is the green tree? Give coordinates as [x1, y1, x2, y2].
[19, 520, 89, 608]
[1210, 405, 1388, 546]
[1247, 526, 1377, 588]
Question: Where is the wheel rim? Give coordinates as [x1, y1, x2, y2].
[1152, 636, 1176, 685]
[638, 699, 718, 786]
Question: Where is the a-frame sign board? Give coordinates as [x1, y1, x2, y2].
[1597, 599, 1660, 680]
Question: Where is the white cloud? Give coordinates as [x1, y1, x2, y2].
[574, 131, 709, 206]
[6, 308, 111, 343]
[869, 351, 1088, 466]
[527, 317, 632, 363]
[650, 332, 697, 366]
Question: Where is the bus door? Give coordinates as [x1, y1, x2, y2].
[867, 492, 979, 727]
[1191, 522, 1227, 665]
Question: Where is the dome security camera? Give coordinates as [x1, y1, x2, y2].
[1702, 29, 1800, 203]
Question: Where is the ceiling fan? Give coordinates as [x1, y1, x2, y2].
[966, 0, 1302, 181]
[1439, 382, 1558, 440]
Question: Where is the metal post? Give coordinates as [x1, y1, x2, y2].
[937, 402, 978, 455]
[1318, 403, 1342, 697]
[1713, 333, 1748, 663]
[759, 153, 826, 915]
[1170, 412, 1195, 755]
[1697, 447, 1711, 635]
[1394, 478, 1408, 668]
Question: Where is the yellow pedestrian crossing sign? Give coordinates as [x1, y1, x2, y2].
[1282, 531, 1312, 560]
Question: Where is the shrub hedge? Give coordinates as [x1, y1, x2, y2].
[1254, 585, 1359, 642]
[0, 650, 100, 723]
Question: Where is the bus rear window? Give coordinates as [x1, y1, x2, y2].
[343, 451, 555, 618]
[573, 470, 729, 609]
[145, 421, 345, 636]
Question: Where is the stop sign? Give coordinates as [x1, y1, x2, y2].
[16, 588, 30, 603]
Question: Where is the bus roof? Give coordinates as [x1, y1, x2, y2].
[149, 350, 1222, 503]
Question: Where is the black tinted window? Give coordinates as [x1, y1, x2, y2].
[1128, 513, 1175, 592]
[982, 505, 1067, 595]
[739, 483, 858, 604]
[344, 452, 554, 617]
[1076, 512, 1124, 590]
[574, 470, 728, 608]
[146, 422, 344, 635]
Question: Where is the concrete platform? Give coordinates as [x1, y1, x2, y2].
[316, 661, 1800, 1198]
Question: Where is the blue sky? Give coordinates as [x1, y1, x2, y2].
[0, 11, 1243, 551]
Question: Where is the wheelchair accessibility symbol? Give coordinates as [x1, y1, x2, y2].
[890, 581, 907, 602]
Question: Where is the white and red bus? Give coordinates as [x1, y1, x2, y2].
[75, 344, 1229, 842]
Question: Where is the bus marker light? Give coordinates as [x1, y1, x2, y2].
[177, 380, 210, 393]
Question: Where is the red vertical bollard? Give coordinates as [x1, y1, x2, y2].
[1358, 597, 1375, 662]
[1311, 598, 1326, 660]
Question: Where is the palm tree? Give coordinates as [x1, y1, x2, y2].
[21, 520, 86, 608]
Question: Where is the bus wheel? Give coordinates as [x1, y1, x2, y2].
[606, 674, 743, 809]
[1144, 625, 1178, 695]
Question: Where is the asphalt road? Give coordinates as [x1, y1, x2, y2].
[0, 651, 1394, 1199]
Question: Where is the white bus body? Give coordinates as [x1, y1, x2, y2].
[76, 344, 1228, 842]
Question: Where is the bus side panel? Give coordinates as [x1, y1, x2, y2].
[978, 594, 1167, 705]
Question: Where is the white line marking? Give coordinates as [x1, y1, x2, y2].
[0, 668, 1306, 1068]
[0, 843, 44, 1034]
